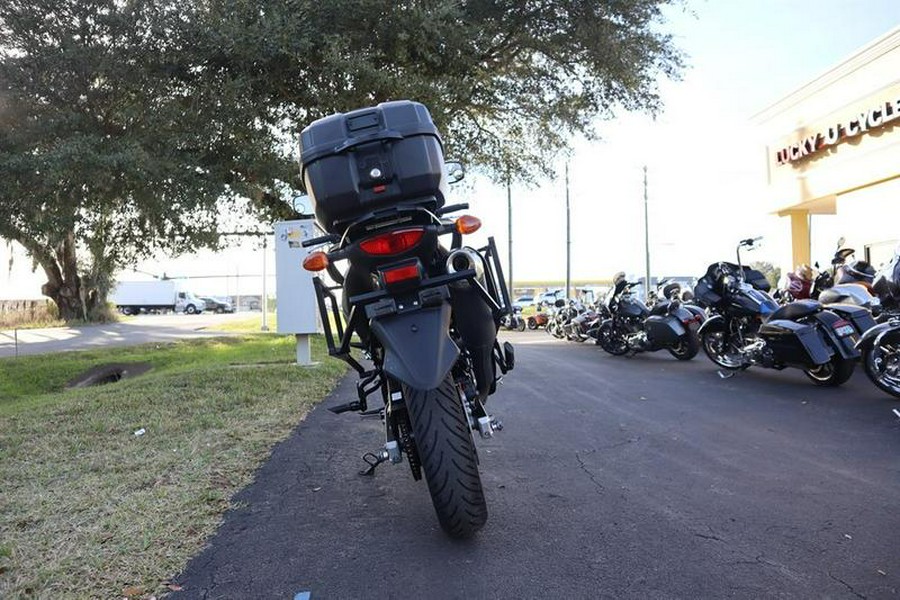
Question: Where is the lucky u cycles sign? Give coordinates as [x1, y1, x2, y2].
[775, 96, 900, 166]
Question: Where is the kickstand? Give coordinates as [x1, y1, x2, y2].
[717, 370, 736, 379]
[359, 452, 387, 477]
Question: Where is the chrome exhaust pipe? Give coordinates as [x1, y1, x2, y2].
[446, 247, 486, 282]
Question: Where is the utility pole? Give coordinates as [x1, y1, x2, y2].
[643, 165, 651, 302]
[507, 173, 513, 303]
[565, 162, 571, 300]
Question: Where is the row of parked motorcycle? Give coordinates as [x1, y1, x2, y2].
[508, 237, 900, 403]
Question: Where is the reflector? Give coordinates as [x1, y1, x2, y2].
[383, 264, 420, 285]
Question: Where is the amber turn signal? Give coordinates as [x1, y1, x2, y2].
[303, 251, 329, 272]
[455, 215, 482, 235]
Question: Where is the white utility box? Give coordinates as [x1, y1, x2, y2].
[275, 218, 319, 364]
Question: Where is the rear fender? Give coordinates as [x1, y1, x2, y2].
[370, 303, 460, 390]
[809, 310, 860, 360]
[684, 305, 708, 323]
[856, 321, 900, 352]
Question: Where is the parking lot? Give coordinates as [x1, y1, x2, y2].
[174, 330, 900, 599]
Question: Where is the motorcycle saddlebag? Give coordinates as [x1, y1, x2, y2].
[825, 303, 877, 334]
[645, 315, 684, 347]
[759, 319, 832, 367]
[300, 100, 448, 234]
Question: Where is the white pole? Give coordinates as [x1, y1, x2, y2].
[261, 235, 269, 331]
[643, 165, 651, 302]
[295, 334, 311, 365]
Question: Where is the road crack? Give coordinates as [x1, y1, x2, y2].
[574, 452, 605, 493]
[828, 571, 867, 599]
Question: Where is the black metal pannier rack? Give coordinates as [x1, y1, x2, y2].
[312, 237, 511, 375]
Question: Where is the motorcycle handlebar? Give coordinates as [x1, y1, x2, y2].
[436, 203, 469, 216]
[302, 233, 340, 248]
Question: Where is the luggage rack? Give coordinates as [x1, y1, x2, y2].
[312, 236, 511, 375]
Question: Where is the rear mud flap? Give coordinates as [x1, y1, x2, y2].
[370, 303, 460, 390]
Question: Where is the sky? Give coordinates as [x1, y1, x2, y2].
[3, 0, 900, 299]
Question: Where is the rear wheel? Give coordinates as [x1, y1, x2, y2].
[804, 356, 855, 386]
[515, 317, 526, 332]
[862, 332, 900, 398]
[668, 329, 701, 361]
[403, 376, 487, 538]
[527, 317, 537, 330]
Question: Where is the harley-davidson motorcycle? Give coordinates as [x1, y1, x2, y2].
[595, 273, 703, 360]
[696, 237, 860, 386]
[858, 245, 900, 399]
[299, 101, 514, 538]
[806, 242, 883, 323]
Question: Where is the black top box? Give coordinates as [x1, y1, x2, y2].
[300, 100, 449, 234]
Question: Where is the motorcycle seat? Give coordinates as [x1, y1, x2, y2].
[769, 299, 823, 322]
[650, 301, 670, 316]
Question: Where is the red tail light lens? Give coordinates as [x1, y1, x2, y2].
[359, 228, 425, 256]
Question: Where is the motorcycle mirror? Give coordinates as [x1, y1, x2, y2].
[445, 160, 465, 184]
[554, 299, 566, 308]
[292, 194, 310, 215]
[837, 236, 846, 249]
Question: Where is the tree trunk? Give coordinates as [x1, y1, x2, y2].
[7, 228, 108, 323]
[36, 231, 105, 322]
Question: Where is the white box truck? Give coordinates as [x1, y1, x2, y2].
[110, 281, 205, 315]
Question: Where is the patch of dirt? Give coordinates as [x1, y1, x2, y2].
[66, 363, 153, 389]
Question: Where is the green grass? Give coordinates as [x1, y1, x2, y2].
[0, 335, 346, 598]
[206, 312, 277, 333]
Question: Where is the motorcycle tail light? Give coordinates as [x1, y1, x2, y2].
[359, 228, 425, 256]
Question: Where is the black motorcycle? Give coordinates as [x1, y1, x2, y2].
[696, 238, 860, 386]
[857, 246, 900, 399]
[595, 277, 703, 360]
[300, 101, 514, 538]
[563, 300, 602, 342]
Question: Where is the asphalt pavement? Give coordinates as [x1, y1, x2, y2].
[174, 331, 900, 599]
[0, 312, 256, 358]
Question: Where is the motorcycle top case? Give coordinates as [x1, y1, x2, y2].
[300, 100, 449, 234]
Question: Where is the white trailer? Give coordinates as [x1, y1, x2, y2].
[109, 280, 205, 315]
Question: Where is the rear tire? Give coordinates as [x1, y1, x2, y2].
[804, 356, 855, 386]
[527, 317, 537, 330]
[862, 332, 900, 398]
[668, 329, 700, 361]
[403, 376, 488, 538]
[515, 317, 526, 332]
